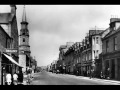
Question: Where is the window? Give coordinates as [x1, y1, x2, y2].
[114, 37, 117, 51]
[23, 38, 25, 42]
[6, 37, 8, 48]
[93, 37, 95, 45]
[23, 32, 25, 35]
[96, 37, 99, 44]
[106, 40, 109, 52]
[96, 50, 99, 58]
[94, 50, 95, 58]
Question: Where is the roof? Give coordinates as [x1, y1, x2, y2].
[59, 45, 67, 51]
[110, 18, 120, 24]
[103, 27, 120, 39]
[0, 13, 14, 24]
[63, 48, 68, 54]
[89, 30, 104, 36]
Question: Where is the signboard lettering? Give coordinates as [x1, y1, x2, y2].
[6, 49, 17, 53]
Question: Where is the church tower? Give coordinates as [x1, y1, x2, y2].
[19, 5, 31, 72]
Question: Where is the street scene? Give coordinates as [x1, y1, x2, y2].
[26, 70, 120, 85]
[1, 5, 120, 85]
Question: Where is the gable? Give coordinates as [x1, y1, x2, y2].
[89, 30, 104, 36]
[0, 13, 14, 24]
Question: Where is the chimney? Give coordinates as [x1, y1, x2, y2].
[10, 5, 17, 15]
[109, 17, 120, 30]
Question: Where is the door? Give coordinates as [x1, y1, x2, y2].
[111, 59, 115, 79]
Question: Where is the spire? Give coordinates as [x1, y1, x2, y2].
[22, 5, 27, 22]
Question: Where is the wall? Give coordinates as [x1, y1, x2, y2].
[19, 54, 26, 72]
[11, 16, 19, 58]
[0, 44, 6, 85]
[102, 31, 120, 54]
[0, 26, 11, 48]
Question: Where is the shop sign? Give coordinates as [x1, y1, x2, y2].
[6, 49, 17, 53]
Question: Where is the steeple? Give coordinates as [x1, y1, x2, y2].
[20, 5, 29, 36]
[21, 5, 28, 25]
[22, 5, 27, 22]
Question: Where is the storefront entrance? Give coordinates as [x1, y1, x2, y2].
[111, 59, 115, 79]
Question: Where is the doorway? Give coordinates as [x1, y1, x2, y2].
[111, 59, 115, 79]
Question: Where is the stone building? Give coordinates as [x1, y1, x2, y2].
[102, 18, 120, 80]
[19, 6, 31, 73]
[0, 5, 21, 85]
[61, 42, 74, 74]
[80, 29, 104, 77]
[30, 56, 37, 73]
[0, 26, 11, 85]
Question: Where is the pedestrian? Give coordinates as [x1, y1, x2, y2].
[13, 72, 18, 85]
[90, 69, 93, 79]
[92, 69, 94, 78]
[26, 69, 31, 85]
[100, 71, 103, 79]
[18, 70, 23, 85]
[107, 68, 110, 79]
[6, 72, 12, 85]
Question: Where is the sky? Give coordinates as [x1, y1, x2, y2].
[0, 5, 120, 66]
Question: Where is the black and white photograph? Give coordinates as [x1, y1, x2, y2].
[0, 5, 120, 85]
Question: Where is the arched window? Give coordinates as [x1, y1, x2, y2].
[23, 32, 25, 35]
[23, 38, 25, 42]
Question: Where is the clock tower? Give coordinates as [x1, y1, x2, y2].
[19, 5, 31, 72]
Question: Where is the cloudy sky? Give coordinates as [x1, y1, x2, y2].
[0, 5, 120, 66]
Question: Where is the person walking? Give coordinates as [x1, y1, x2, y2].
[90, 69, 93, 79]
[107, 68, 110, 79]
[6, 72, 12, 85]
[26, 69, 32, 85]
[13, 72, 18, 85]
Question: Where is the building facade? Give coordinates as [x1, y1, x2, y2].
[0, 5, 20, 85]
[102, 18, 120, 80]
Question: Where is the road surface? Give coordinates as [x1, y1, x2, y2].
[30, 70, 120, 85]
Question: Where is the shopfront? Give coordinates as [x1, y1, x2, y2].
[1, 53, 22, 85]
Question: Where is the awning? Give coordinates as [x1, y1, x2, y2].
[3, 53, 23, 68]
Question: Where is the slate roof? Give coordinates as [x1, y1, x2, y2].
[59, 45, 67, 51]
[0, 13, 14, 24]
[89, 30, 104, 36]
[103, 26, 120, 39]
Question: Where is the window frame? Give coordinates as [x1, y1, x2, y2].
[23, 38, 25, 42]
[106, 40, 109, 53]
[96, 37, 99, 44]
[113, 36, 117, 51]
